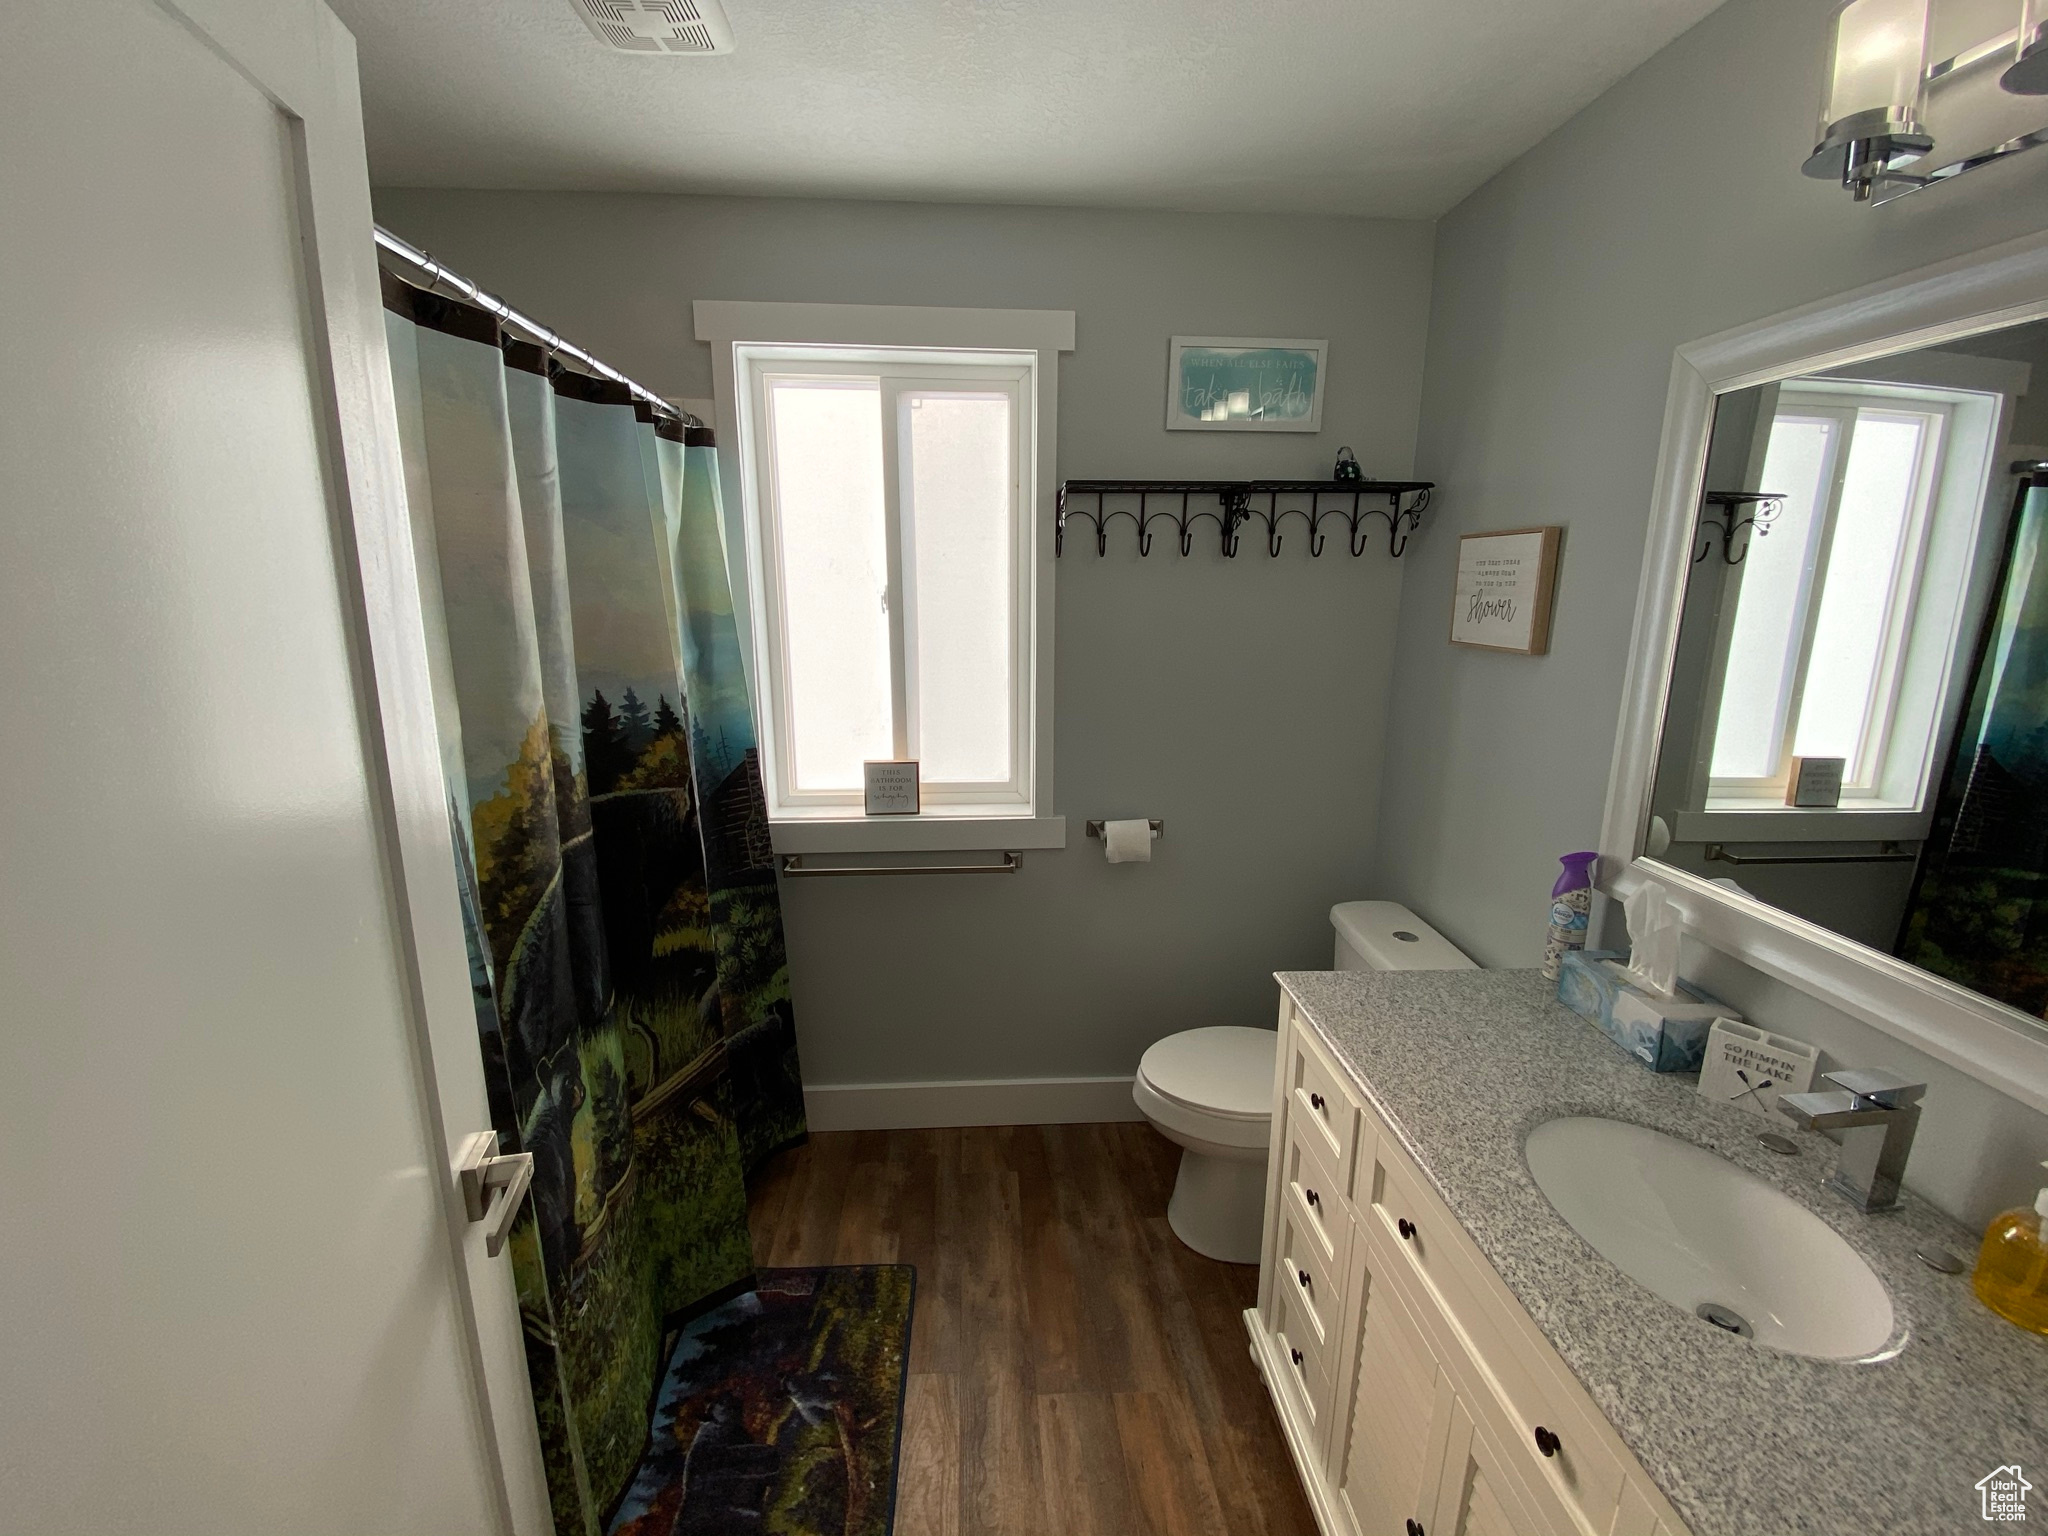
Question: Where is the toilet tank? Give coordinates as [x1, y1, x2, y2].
[1331, 901, 1477, 972]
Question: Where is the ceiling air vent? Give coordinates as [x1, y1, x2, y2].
[567, 0, 735, 55]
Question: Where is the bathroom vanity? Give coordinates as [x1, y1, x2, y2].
[1248, 968, 2043, 1536]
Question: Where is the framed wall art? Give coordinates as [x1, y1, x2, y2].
[1450, 526, 1562, 655]
[1166, 337, 1326, 432]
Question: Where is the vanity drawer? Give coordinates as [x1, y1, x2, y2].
[1269, 1282, 1337, 1446]
[1365, 1135, 1459, 1308]
[1368, 1126, 1628, 1535]
[1285, 1018, 1359, 1197]
[1276, 1185, 1347, 1364]
[1282, 1116, 1348, 1258]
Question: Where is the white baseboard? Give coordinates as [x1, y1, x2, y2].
[802, 1075, 1144, 1132]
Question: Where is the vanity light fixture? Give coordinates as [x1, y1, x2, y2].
[1806, 0, 2048, 202]
[1803, 0, 1934, 200]
[2011, 0, 2048, 92]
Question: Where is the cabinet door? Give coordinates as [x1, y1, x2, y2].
[1610, 1476, 1684, 1536]
[1429, 1395, 1558, 1536]
[1333, 1244, 1444, 1536]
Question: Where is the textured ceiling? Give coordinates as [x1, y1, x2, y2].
[332, 0, 1729, 219]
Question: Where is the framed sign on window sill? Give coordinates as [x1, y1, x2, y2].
[1450, 526, 1562, 655]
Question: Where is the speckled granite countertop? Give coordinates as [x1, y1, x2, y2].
[1274, 968, 2045, 1536]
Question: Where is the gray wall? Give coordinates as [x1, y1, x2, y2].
[1375, 0, 2048, 1226]
[373, 189, 1435, 1086]
[1950, 317, 2048, 445]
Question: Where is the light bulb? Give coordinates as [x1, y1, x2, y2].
[2006, 0, 2048, 93]
[1803, 0, 1934, 198]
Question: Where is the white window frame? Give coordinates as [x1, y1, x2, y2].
[748, 352, 1032, 810]
[1666, 355, 2027, 845]
[694, 301, 1074, 854]
[1704, 388, 1953, 807]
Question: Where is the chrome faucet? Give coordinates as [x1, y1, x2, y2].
[1777, 1068, 1926, 1212]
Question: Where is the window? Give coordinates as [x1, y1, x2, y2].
[1706, 382, 1983, 809]
[750, 352, 1028, 807]
[697, 302, 1071, 844]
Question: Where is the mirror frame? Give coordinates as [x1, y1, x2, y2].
[1601, 228, 2048, 1116]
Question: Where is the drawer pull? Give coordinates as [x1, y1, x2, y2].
[1406, 1521, 1424, 1536]
[1305, 1187, 1321, 1209]
[1290, 1346, 1304, 1367]
[1397, 1217, 1416, 1241]
[1309, 1091, 1326, 1111]
[1296, 1268, 1311, 1289]
[1534, 1425, 1561, 1459]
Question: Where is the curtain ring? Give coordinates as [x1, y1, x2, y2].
[414, 249, 455, 298]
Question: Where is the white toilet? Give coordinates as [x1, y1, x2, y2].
[1133, 900, 1476, 1263]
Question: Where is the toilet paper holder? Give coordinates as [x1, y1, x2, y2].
[1085, 819, 1163, 840]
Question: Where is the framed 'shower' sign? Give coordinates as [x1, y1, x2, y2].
[1450, 526, 1562, 654]
[1166, 337, 1326, 431]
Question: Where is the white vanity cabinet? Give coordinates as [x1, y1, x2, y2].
[1249, 998, 1693, 1536]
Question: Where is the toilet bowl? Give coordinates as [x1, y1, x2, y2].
[1134, 1027, 1275, 1263]
[1135, 901, 1476, 1263]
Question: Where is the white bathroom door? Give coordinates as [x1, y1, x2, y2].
[0, 1, 549, 1532]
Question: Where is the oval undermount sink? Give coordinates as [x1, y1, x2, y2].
[1524, 1116, 1894, 1361]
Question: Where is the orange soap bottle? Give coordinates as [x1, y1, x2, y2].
[1973, 1161, 2048, 1335]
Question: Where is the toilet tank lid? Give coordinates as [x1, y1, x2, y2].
[1330, 901, 1477, 972]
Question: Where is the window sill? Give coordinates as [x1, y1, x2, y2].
[1672, 807, 1933, 844]
[768, 813, 1067, 854]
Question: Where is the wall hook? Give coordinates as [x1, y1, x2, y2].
[1056, 478, 1434, 559]
[1696, 492, 1786, 564]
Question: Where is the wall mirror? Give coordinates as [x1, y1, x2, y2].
[1652, 324, 2048, 979]
[1604, 233, 2048, 1109]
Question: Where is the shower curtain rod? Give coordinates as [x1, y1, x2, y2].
[373, 225, 702, 429]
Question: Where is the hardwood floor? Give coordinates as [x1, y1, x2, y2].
[746, 1123, 1319, 1536]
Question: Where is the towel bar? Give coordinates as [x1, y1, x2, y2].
[1703, 842, 1916, 866]
[779, 852, 1022, 877]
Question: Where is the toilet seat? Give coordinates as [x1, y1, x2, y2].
[1135, 1027, 1275, 1151]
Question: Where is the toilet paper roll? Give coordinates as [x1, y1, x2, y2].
[1103, 818, 1153, 864]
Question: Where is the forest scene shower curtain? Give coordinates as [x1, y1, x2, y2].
[1900, 473, 2048, 1015]
[381, 271, 805, 1535]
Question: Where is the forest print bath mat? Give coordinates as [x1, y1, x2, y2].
[609, 1266, 915, 1536]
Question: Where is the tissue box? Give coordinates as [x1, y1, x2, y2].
[1556, 950, 1735, 1073]
[1556, 949, 1628, 1023]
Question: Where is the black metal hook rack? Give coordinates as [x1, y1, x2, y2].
[1696, 491, 1786, 564]
[1057, 479, 1435, 559]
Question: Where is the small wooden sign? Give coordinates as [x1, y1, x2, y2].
[1786, 757, 1845, 808]
[1450, 526, 1562, 655]
[862, 760, 920, 816]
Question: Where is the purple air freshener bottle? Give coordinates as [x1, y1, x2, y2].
[1543, 851, 1597, 980]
